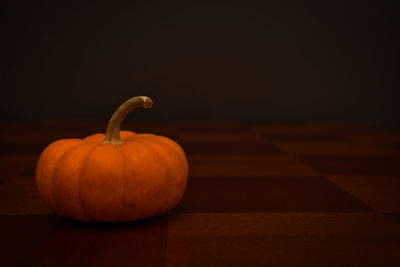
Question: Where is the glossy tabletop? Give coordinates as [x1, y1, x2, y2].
[1, 120, 400, 266]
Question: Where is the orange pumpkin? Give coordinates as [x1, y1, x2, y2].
[36, 96, 188, 222]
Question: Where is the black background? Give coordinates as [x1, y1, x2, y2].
[2, 0, 398, 127]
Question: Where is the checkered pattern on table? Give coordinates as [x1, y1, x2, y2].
[0, 120, 399, 266]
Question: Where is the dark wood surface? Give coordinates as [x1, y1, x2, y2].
[1, 120, 400, 266]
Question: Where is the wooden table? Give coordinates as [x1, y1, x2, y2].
[1, 120, 400, 266]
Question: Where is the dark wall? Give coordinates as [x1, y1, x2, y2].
[2, 0, 398, 126]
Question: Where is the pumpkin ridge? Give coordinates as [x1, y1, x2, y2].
[125, 139, 170, 217]
[142, 138, 188, 211]
[77, 142, 102, 222]
[135, 139, 178, 215]
[36, 139, 82, 213]
[118, 141, 145, 220]
[52, 142, 98, 221]
[51, 140, 85, 218]
[115, 145, 128, 221]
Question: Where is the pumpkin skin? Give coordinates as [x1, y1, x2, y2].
[35, 97, 188, 222]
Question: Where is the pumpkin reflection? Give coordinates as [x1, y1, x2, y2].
[38, 215, 168, 267]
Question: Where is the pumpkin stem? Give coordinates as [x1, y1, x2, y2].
[103, 96, 153, 145]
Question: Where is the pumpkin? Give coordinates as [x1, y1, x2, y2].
[35, 96, 188, 222]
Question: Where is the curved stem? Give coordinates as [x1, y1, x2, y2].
[103, 96, 153, 145]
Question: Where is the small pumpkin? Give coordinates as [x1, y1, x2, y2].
[36, 96, 188, 222]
